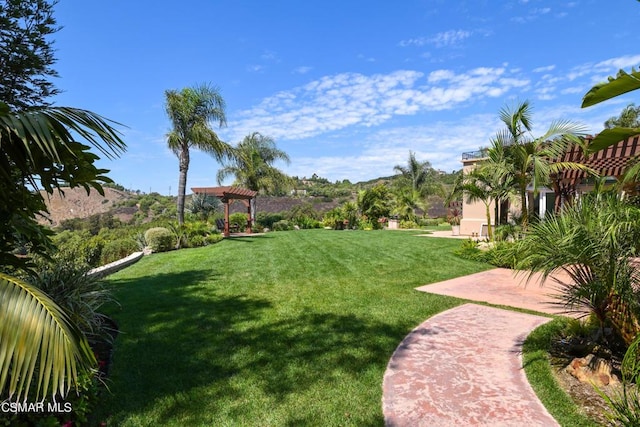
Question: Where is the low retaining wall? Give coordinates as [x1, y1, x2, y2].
[87, 251, 144, 278]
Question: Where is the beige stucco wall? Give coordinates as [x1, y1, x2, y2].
[460, 158, 496, 237]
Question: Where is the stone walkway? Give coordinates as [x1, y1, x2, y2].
[382, 268, 574, 426]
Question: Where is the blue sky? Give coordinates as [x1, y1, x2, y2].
[52, 0, 640, 195]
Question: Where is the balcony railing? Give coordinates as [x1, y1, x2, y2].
[461, 149, 489, 160]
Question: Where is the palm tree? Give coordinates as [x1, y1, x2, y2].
[0, 102, 125, 401]
[495, 101, 589, 228]
[392, 188, 427, 222]
[165, 84, 233, 224]
[461, 165, 512, 240]
[357, 184, 392, 229]
[393, 151, 442, 197]
[216, 132, 291, 194]
[517, 190, 640, 346]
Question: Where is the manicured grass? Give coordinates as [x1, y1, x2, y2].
[96, 229, 489, 426]
[523, 319, 600, 427]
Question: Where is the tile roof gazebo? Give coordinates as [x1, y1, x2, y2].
[191, 186, 258, 237]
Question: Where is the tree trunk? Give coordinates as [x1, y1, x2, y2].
[484, 202, 493, 240]
[176, 145, 190, 225]
[520, 185, 528, 229]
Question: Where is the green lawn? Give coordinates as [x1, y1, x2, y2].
[97, 229, 488, 426]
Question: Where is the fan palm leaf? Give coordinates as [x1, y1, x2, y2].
[0, 273, 95, 402]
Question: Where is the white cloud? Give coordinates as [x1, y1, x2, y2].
[533, 65, 555, 73]
[399, 29, 472, 48]
[594, 54, 640, 71]
[225, 67, 530, 141]
[247, 64, 264, 73]
[220, 54, 640, 183]
[293, 66, 312, 74]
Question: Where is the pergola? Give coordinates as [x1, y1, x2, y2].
[551, 134, 640, 210]
[191, 186, 258, 237]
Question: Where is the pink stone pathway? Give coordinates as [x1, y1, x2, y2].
[381, 268, 581, 426]
[383, 304, 557, 426]
[416, 267, 584, 318]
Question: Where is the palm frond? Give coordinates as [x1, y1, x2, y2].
[0, 273, 95, 401]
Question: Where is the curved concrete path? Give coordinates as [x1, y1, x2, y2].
[383, 303, 557, 426]
[381, 235, 579, 425]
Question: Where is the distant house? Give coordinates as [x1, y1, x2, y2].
[460, 134, 640, 237]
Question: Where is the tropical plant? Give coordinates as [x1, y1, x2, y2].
[165, 84, 233, 224]
[494, 100, 590, 228]
[357, 184, 391, 229]
[460, 164, 512, 240]
[582, 67, 640, 152]
[27, 256, 116, 342]
[392, 188, 426, 222]
[597, 332, 640, 426]
[516, 190, 640, 345]
[216, 132, 291, 194]
[605, 103, 640, 129]
[393, 151, 442, 197]
[0, 102, 125, 401]
[187, 193, 220, 221]
[0, 273, 96, 402]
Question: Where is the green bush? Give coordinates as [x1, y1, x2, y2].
[454, 239, 520, 269]
[400, 220, 419, 229]
[205, 234, 223, 245]
[29, 255, 115, 341]
[188, 235, 206, 248]
[229, 213, 248, 230]
[101, 238, 138, 265]
[53, 231, 105, 268]
[418, 218, 441, 227]
[256, 212, 285, 229]
[144, 227, 174, 253]
[272, 220, 292, 231]
[294, 216, 321, 229]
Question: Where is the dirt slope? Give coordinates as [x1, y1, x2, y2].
[38, 187, 132, 227]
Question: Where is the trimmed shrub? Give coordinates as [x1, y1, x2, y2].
[144, 227, 174, 252]
[188, 235, 206, 248]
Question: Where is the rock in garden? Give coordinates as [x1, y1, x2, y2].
[565, 354, 619, 387]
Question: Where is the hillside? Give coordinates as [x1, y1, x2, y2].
[37, 180, 451, 227]
[38, 187, 135, 227]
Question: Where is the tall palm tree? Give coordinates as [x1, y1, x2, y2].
[216, 132, 291, 194]
[165, 84, 233, 224]
[393, 151, 442, 197]
[495, 101, 589, 228]
[0, 102, 125, 401]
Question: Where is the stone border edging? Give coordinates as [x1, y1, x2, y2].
[87, 251, 144, 278]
